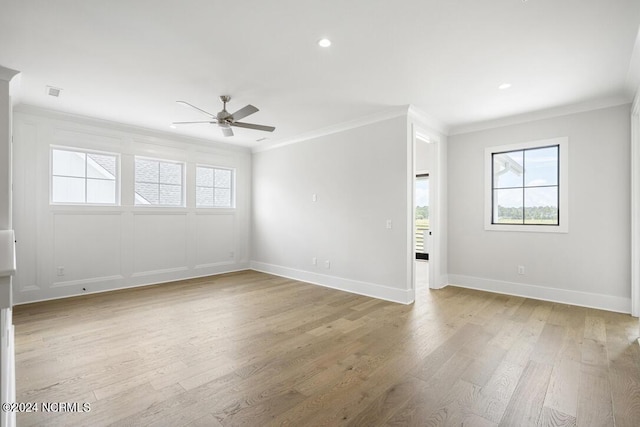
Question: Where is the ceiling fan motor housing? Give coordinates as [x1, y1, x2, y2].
[217, 111, 231, 121]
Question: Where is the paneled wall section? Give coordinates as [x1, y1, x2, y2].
[12, 109, 251, 303]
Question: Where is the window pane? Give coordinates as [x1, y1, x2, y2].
[214, 169, 232, 189]
[87, 153, 116, 179]
[159, 184, 182, 206]
[135, 159, 159, 183]
[135, 182, 158, 205]
[52, 150, 85, 177]
[196, 187, 214, 207]
[214, 188, 231, 207]
[160, 162, 182, 185]
[493, 151, 523, 189]
[196, 167, 214, 187]
[493, 188, 523, 224]
[52, 176, 85, 203]
[525, 146, 558, 187]
[87, 179, 116, 204]
[525, 187, 558, 225]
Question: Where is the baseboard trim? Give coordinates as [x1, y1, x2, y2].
[250, 261, 414, 304]
[447, 274, 631, 314]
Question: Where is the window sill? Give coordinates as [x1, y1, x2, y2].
[484, 223, 568, 233]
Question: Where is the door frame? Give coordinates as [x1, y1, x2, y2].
[631, 94, 639, 317]
[406, 109, 448, 298]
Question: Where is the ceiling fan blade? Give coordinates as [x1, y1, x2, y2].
[172, 120, 217, 124]
[231, 121, 275, 132]
[230, 104, 259, 121]
[176, 100, 216, 117]
[221, 127, 234, 137]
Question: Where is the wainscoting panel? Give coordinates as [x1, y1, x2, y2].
[195, 213, 236, 268]
[53, 212, 123, 285]
[11, 108, 252, 304]
[133, 213, 188, 275]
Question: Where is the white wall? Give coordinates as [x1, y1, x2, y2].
[251, 116, 413, 303]
[448, 104, 632, 313]
[12, 107, 252, 304]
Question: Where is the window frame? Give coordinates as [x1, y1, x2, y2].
[484, 137, 568, 233]
[195, 164, 236, 209]
[50, 146, 121, 206]
[134, 156, 186, 207]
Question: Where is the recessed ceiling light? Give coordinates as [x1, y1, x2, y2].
[169, 124, 177, 129]
[498, 83, 512, 90]
[318, 38, 331, 47]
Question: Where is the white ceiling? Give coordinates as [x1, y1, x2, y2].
[1, 0, 639, 148]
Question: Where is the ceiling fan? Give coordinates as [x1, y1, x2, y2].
[172, 95, 275, 137]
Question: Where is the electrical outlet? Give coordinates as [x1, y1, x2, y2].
[386, 220, 392, 229]
[325, 260, 331, 269]
[56, 266, 64, 276]
[518, 265, 525, 275]
[312, 194, 317, 202]
[312, 257, 317, 266]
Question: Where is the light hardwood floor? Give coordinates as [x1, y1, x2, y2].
[12, 270, 640, 426]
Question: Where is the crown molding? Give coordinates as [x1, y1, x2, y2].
[626, 27, 640, 98]
[252, 106, 409, 153]
[633, 82, 640, 115]
[407, 105, 449, 136]
[0, 66, 19, 82]
[449, 96, 631, 136]
[13, 104, 251, 153]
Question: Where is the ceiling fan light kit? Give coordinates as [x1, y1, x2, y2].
[172, 95, 275, 138]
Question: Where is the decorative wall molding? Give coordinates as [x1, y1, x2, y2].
[131, 267, 189, 278]
[448, 274, 631, 314]
[51, 274, 124, 289]
[12, 111, 252, 304]
[195, 260, 235, 270]
[15, 264, 251, 306]
[131, 211, 189, 216]
[250, 261, 414, 304]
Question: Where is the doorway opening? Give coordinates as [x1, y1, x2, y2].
[415, 173, 430, 261]
[412, 129, 436, 292]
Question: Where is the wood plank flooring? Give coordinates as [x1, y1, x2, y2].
[11, 270, 640, 426]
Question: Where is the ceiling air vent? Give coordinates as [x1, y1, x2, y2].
[46, 86, 62, 97]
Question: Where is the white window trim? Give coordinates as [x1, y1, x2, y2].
[50, 145, 121, 206]
[484, 137, 568, 233]
[134, 156, 186, 207]
[195, 164, 236, 209]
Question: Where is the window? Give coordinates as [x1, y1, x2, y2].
[485, 137, 568, 233]
[135, 157, 184, 206]
[51, 148, 119, 204]
[196, 165, 234, 208]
